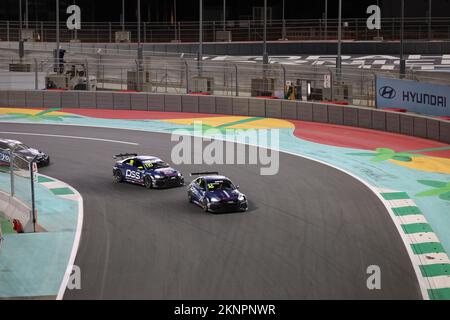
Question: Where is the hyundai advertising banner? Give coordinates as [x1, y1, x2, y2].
[376, 77, 450, 117]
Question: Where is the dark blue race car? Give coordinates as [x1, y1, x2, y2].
[187, 172, 248, 213]
[113, 153, 184, 189]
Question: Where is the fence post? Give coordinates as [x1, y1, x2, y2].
[109, 22, 112, 43]
[6, 21, 10, 42]
[372, 72, 378, 108]
[85, 59, 90, 91]
[135, 60, 140, 91]
[184, 59, 189, 93]
[34, 58, 38, 90]
[234, 64, 239, 96]
[329, 68, 334, 102]
[29, 159, 37, 233]
[165, 65, 168, 93]
[144, 22, 146, 43]
[281, 64, 286, 96]
[10, 145, 18, 197]
[121, 67, 124, 90]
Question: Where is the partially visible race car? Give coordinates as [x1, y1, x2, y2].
[0, 139, 50, 168]
[187, 172, 248, 213]
[113, 153, 184, 189]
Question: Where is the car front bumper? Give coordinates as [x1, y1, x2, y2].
[208, 200, 248, 213]
[36, 155, 50, 167]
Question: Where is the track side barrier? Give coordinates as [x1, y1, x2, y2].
[0, 190, 33, 233]
[1, 90, 449, 144]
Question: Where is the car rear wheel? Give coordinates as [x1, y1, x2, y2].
[113, 170, 124, 183]
[188, 192, 193, 203]
[144, 176, 153, 189]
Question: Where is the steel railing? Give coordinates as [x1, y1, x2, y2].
[1, 17, 450, 43]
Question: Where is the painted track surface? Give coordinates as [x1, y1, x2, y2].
[0, 123, 422, 299]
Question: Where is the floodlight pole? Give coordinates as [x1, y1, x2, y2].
[198, 0, 203, 75]
[263, 0, 269, 65]
[428, 0, 432, 41]
[281, 0, 287, 40]
[223, 0, 226, 31]
[400, 0, 405, 78]
[122, 0, 125, 31]
[19, 0, 23, 40]
[336, 0, 342, 78]
[56, 0, 60, 73]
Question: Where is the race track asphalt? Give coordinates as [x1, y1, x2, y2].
[0, 123, 423, 299]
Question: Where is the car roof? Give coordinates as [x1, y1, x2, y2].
[203, 175, 231, 182]
[0, 139, 22, 145]
[135, 156, 161, 162]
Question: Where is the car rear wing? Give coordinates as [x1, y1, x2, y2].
[113, 153, 138, 159]
[190, 171, 219, 176]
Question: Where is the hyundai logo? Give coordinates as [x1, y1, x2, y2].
[379, 86, 397, 99]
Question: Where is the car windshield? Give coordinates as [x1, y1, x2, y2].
[207, 180, 235, 191]
[15, 144, 29, 151]
[142, 160, 169, 170]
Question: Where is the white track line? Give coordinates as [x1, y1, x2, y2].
[46, 174, 84, 301]
[0, 131, 139, 145]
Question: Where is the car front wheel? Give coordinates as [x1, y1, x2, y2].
[144, 175, 153, 189]
[203, 198, 209, 212]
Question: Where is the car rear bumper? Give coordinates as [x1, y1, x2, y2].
[153, 176, 184, 188]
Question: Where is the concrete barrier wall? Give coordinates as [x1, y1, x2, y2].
[0, 190, 33, 233]
[130, 93, 148, 111]
[61, 91, 79, 108]
[182, 95, 199, 113]
[43, 91, 61, 109]
[248, 99, 266, 117]
[199, 96, 216, 114]
[1, 89, 450, 144]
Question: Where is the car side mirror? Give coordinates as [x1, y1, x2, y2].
[236, 186, 240, 190]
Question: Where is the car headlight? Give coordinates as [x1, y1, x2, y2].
[238, 194, 246, 201]
[153, 174, 163, 179]
[210, 197, 220, 203]
[26, 156, 33, 161]
[178, 172, 182, 177]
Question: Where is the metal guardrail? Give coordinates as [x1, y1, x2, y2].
[0, 17, 450, 43]
[1, 52, 450, 108]
[0, 146, 36, 234]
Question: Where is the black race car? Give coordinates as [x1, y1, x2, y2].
[0, 139, 50, 167]
[187, 172, 248, 213]
[113, 153, 184, 189]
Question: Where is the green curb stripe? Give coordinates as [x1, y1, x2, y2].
[216, 117, 263, 128]
[402, 223, 434, 234]
[408, 146, 450, 153]
[411, 242, 446, 255]
[392, 206, 422, 216]
[50, 187, 74, 196]
[420, 263, 450, 277]
[0, 216, 15, 234]
[37, 176, 55, 183]
[381, 192, 410, 200]
[428, 288, 450, 300]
